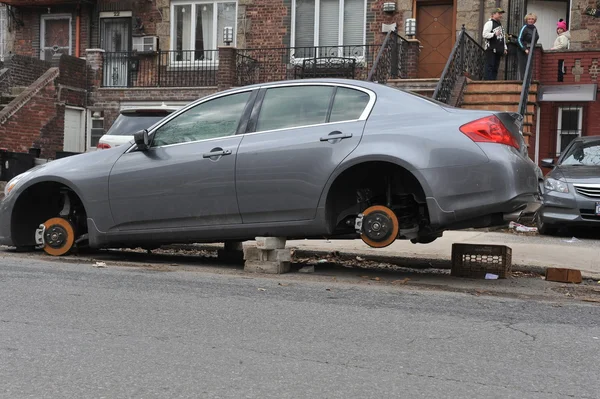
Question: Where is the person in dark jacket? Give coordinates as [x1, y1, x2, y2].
[517, 13, 540, 80]
[482, 8, 508, 80]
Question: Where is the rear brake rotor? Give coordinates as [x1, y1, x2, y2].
[42, 217, 75, 256]
[359, 205, 399, 248]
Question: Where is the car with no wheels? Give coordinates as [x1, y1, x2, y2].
[0, 79, 541, 256]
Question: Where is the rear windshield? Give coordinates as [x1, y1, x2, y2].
[105, 112, 171, 136]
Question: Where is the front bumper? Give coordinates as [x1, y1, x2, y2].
[0, 195, 16, 246]
[539, 189, 600, 227]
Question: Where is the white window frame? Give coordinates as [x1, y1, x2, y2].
[556, 106, 583, 155]
[170, 0, 237, 66]
[40, 13, 72, 60]
[290, 0, 367, 63]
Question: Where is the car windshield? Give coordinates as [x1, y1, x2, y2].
[560, 140, 600, 166]
[105, 112, 171, 136]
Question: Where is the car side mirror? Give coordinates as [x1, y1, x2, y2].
[133, 129, 149, 151]
[541, 158, 555, 168]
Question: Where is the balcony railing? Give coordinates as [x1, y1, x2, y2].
[102, 50, 219, 88]
[235, 44, 381, 86]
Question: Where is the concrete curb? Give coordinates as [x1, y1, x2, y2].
[167, 243, 600, 281]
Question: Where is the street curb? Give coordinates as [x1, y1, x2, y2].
[166, 243, 600, 281]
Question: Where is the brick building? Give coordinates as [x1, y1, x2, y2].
[0, 0, 598, 163]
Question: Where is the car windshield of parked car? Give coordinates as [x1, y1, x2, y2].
[105, 112, 171, 136]
[560, 140, 600, 166]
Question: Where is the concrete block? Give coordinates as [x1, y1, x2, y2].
[257, 248, 291, 262]
[243, 246, 260, 260]
[255, 237, 286, 250]
[545, 268, 582, 284]
[244, 260, 291, 274]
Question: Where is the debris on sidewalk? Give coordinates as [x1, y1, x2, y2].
[298, 266, 315, 273]
[509, 222, 538, 233]
[485, 273, 499, 280]
[391, 278, 410, 285]
[545, 267, 582, 284]
[93, 261, 107, 268]
[563, 237, 581, 243]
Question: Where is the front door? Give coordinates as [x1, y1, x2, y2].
[235, 84, 372, 223]
[101, 18, 131, 87]
[40, 14, 71, 60]
[417, 2, 454, 78]
[108, 90, 253, 231]
[64, 108, 85, 152]
[527, 0, 569, 49]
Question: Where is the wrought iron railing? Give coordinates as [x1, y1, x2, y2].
[235, 44, 380, 86]
[518, 28, 537, 117]
[102, 50, 219, 88]
[433, 26, 485, 104]
[367, 29, 409, 83]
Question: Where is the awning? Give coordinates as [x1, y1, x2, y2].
[539, 84, 597, 102]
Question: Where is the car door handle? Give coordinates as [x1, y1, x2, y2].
[202, 149, 232, 158]
[320, 131, 353, 141]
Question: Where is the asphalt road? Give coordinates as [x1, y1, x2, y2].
[1, 255, 599, 399]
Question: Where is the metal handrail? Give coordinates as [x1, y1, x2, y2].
[367, 29, 393, 81]
[433, 25, 485, 104]
[518, 28, 537, 117]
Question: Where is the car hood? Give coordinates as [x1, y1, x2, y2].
[553, 165, 600, 183]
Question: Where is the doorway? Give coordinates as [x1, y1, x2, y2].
[416, 1, 454, 78]
[100, 17, 132, 87]
[527, 0, 569, 49]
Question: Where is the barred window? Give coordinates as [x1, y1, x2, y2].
[556, 106, 582, 155]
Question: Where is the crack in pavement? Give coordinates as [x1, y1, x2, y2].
[504, 323, 538, 341]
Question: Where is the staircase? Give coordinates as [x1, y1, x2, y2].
[387, 78, 439, 97]
[0, 86, 27, 112]
[460, 80, 538, 145]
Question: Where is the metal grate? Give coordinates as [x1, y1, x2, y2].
[451, 244, 512, 279]
[574, 185, 600, 199]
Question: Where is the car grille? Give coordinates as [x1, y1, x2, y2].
[574, 184, 600, 199]
[580, 209, 600, 221]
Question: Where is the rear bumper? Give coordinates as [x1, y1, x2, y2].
[422, 143, 541, 229]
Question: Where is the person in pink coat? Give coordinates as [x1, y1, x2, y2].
[550, 19, 570, 50]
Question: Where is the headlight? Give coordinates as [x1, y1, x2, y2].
[544, 177, 569, 193]
[3, 171, 32, 197]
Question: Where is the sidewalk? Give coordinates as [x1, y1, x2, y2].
[286, 230, 600, 279]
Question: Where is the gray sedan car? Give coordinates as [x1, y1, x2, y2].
[537, 135, 600, 234]
[0, 79, 541, 256]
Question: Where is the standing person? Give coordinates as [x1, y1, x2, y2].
[517, 13, 540, 80]
[482, 8, 508, 81]
[550, 19, 570, 50]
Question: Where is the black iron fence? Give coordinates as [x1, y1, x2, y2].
[433, 26, 485, 104]
[235, 44, 381, 86]
[102, 50, 219, 88]
[368, 29, 410, 83]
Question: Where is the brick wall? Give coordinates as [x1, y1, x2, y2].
[3, 54, 51, 87]
[536, 50, 599, 85]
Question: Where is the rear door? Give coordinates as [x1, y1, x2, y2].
[235, 84, 374, 223]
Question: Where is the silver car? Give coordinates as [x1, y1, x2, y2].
[537, 136, 600, 235]
[0, 79, 541, 256]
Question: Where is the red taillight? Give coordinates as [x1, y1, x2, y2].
[459, 115, 519, 149]
[97, 143, 111, 150]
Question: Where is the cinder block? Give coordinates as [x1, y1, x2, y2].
[243, 246, 260, 261]
[255, 236, 286, 250]
[545, 268, 582, 284]
[244, 260, 291, 274]
[257, 248, 291, 262]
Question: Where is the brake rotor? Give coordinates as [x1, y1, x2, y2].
[360, 205, 399, 248]
[42, 217, 75, 256]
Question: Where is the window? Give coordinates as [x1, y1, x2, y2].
[329, 87, 370, 122]
[89, 111, 105, 149]
[152, 92, 250, 147]
[561, 139, 600, 166]
[557, 107, 582, 155]
[293, 0, 365, 57]
[171, 1, 237, 62]
[256, 86, 334, 132]
[40, 14, 72, 60]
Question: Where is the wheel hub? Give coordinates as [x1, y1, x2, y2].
[45, 225, 68, 249]
[363, 211, 393, 243]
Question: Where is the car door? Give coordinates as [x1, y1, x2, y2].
[235, 84, 374, 223]
[108, 90, 254, 231]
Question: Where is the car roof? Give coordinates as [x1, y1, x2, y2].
[120, 106, 179, 115]
[215, 78, 400, 95]
[575, 135, 600, 142]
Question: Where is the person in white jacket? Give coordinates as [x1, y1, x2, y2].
[550, 19, 570, 50]
[482, 8, 508, 80]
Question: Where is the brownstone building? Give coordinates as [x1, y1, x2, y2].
[0, 0, 598, 165]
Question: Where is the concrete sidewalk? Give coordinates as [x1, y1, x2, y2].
[286, 231, 600, 279]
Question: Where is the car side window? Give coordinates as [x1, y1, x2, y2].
[256, 86, 334, 132]
[329, 87, 371, 123]
[152, 91, 251, 147]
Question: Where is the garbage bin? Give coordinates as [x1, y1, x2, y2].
[1, 151, 35, 181]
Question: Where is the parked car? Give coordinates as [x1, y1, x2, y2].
[537, 136, 600, 234]
[96, 105, 179, 149]
[0, 79, 541, 256]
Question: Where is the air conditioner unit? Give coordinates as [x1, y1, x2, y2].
[132, 36, 158, 53]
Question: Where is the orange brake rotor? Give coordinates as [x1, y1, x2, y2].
[42, 217, 75, 256]
[360, 205, 399, 248]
